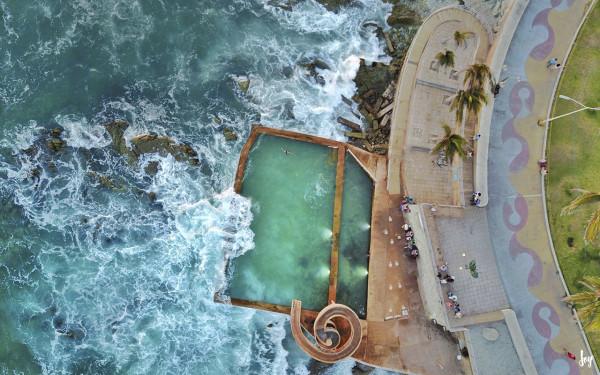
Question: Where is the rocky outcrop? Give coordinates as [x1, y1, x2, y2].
[47, 127, 66, 153]
[385, 2, 420, 28]
[231, 75, 250, 94]
[104, 120, 200, 166]
[104, 120, 129, 155]
[341, 4, 421, 155]
[223, 128, 238, 142]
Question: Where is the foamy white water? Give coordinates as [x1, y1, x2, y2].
[0, 0, 425, 373]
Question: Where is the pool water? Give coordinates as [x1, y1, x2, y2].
[227, 134, 373, 317]
[337, 154, 373, 319]
[227, 135, 337, 311]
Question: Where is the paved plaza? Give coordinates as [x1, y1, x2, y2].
[432, 207, 509, 317]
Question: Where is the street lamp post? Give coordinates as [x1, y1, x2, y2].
[538, 95, 600, 126]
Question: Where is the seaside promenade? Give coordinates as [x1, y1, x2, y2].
[486, 0, 597, 374]
[388, 0, 598, 374]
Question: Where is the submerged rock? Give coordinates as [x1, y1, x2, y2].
[282, 65, 294, 78]
[299, 58, 331, 86]
[87, 171, 124, 191]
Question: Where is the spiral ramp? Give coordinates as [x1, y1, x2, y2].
[290, 299, 362, 363]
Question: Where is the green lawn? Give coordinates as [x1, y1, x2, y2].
[546, 2, 600, 359]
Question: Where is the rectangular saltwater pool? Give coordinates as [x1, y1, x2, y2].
[224, 127, 374, 318]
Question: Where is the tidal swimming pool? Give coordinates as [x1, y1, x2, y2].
[225, 131, 373, 318]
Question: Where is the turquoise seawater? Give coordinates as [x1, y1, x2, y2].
[337, 153, 373, 319]
[228, 134, 337, 311]
[0, 0, 412, 374]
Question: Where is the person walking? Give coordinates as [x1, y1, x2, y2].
[547, 57, 558, 68]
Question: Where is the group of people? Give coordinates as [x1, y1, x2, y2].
[400, 196, 414, 213]
[438, 263, 462, 318]
[403, 223, 419, 258]
[446, 292, 463, 318]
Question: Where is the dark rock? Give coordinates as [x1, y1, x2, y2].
[144, 161, 160, 176]
[29, 166, 42, 183]
[21, 146, 38, 158]
[130, 134, 200, 165]
[50, 127, 63, 137]
[353, 59, 396, 99]
[282, 100, 295, 120]
[223, 128, 238, 142]
[232, 75, 250, 93]
[386, 3, 420, 28]
[87, 171, 123, 191]
[353, 362, 376, 374]
[282, 66, 294, 78]
[104, 120, 130, 156]
[47, 138, 65, 153]
[299, 58, 331, 86]
[148, 192, 157, 202]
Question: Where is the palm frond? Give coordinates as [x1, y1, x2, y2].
[431, 124, 468, 164]
[584, 208, 600, 243]
[561, 190, 600, 216]
[435, 50, 455, 68]
[453, 31, 473, 48]
[464, 64, 492, 90]
[565, 276, 600, 329]
[450, 90, 466, 124]
[580, 276, 600, 291]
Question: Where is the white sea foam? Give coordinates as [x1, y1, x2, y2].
[56, 115, 112, 149]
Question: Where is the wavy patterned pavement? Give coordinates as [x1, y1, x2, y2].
[486, 0, 596, 374]
[290, 300, 362, 363]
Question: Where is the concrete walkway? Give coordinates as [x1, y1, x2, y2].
[485, 0, 597, 374]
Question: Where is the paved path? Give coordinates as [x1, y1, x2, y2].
[486, 0, 596, 374]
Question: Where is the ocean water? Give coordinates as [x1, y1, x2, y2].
[0, 0, 422, 374]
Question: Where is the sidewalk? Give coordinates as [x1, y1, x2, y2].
[486, 0, 596, 374]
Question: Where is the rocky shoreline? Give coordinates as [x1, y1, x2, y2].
[339, 0, 421, 154]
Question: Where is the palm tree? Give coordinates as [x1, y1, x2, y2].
[564, 276, 600, 330]
[561, 189, 600, 243]
[453, 31, 474, 48]
[431, 124, 469, 164]
[450, 87, 489, 124]
[464, 64, 492, 90]
[435, 50, 455, 69]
